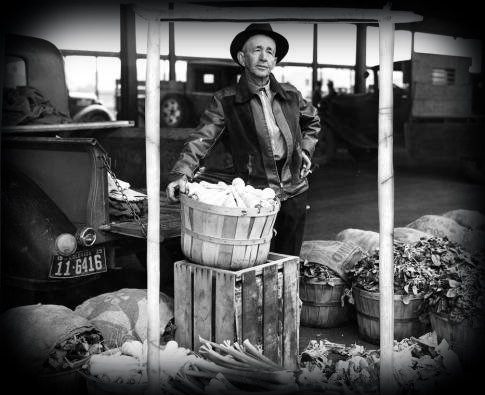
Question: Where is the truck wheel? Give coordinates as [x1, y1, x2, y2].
[314, 126, 337, 166]
[161, 95, 186, 127]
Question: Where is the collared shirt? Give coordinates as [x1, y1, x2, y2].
[247, 80, 287, 160]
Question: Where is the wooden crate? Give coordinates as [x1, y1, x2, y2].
[174, 253, 300, 369]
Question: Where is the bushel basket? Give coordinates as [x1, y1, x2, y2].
[180, 193, 280, 270]
[353, 287, 428, 344]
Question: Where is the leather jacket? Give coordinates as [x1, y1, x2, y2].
[170, 73, 321, 201]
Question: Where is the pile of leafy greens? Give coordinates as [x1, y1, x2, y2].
[347, 237, 485, 324]
[300, 259, 342, 285]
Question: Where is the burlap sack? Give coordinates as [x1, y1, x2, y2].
[335, 229, 380, 253]
[336, 228, 432, 254]
[394, 227, 432, 244]
[75, 288, 173, 348]
[300, 240, 363, 282]
[0, 304, 95, 375]
[406, 214, 484, 254]
[442, 209, 485, 231]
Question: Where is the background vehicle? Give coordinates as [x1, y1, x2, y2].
[68, 92, 115, 122]
[1, 34, 182, 310]
[316, 52, 484, 181]
[116, 59, 241, 127]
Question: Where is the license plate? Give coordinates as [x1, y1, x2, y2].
[49, 247, 107, 279]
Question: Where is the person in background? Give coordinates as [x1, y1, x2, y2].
[312, 80, 323, 109]
[326, 79, 337, 98]
[166, 23, 320, 256]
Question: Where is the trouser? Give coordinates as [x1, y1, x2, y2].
[270, 190, 308, 257]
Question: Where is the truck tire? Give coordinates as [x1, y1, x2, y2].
[161, 95, 186, 127]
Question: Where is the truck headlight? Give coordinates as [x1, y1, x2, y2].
[55, 233, 77, 256]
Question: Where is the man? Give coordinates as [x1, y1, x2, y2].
[166, 23, 320, 256]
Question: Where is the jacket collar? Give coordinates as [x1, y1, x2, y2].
[235, 72, 289, 103]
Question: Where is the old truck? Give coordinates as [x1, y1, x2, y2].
[1, 34, 186, 311]
[317, 52, 484, 181]
[116, 59, 241, 127]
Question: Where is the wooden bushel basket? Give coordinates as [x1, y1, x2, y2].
[299, 278, 352, 328]
[429, 312, 485, 368]
[353, 287, 429, 344]
[180, 193, 280, 270]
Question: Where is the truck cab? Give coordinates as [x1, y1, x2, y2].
[116, 59, 241, 127]
[317, 52, 484, 180]
[1, 34, 182, 310]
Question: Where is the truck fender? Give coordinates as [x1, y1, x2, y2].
[1, 168, 81, 290]
[72, 104, 114, 122]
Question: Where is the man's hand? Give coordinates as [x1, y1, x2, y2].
[300, 150, 312, 178]
[166, 176, 187, 203]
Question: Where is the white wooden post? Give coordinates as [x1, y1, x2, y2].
[145, 17, 161, 394]
[378, 16, 396, 395]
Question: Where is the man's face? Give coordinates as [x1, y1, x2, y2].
[237, 34, 277, 80]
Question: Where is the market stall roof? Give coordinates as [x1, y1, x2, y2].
[189, 0, 482, 40]
[156, 2, 422, 23]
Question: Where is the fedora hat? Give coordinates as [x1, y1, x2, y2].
[230, 23, 289, 66]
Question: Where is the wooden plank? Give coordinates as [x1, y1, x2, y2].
[219, 215, 238, 267]
[215, 271, 236, 344]
[193, 266, 213, 350]
[190, 206, 205, 264]
[231, 216, 251, 269]
[263, 264, 280, 365]
[282, 259, 299, 370]
[181, 205, 192, 255]
[246, 216, 267, 264]
[242, 271, 259, 346]
[174, 261, 193, 349]
[378, 18, 396, 394]
[255, 214, 275, 264]
[155, 4, 422, 24]
[145, 17, 161, 392]
[201, 211, 223, 266]
[2, 121, 134, 133]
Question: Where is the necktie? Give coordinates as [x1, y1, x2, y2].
[259, 88, 285, 159]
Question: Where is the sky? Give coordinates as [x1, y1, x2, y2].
[4, 1, 483, 109]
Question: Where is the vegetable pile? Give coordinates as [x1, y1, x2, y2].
[167, 337, 297, 394]
[85, 339, 196, 386]
[46, 329, 104, 372]
[347, 236, 485, 324]
[300, 259, 342, 285]
[185, 178, 278, 211]
[298, 333, 463, 395]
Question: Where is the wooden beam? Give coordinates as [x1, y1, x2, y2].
[120, 4, 138, 124]
[157, 5, 423, 24]
[312, 24, 318, 96]
[145, 16, 161, 395]
[168, 3, 176, 81]
[2, 121, 134, 133]
[378, 16, 396, 395]
[354, 24, 367, 93]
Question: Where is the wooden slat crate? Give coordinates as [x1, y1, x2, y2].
[174, 252, 300, 369]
